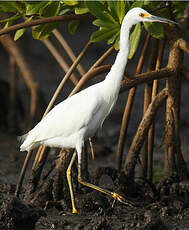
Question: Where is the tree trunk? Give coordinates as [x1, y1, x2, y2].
[124, 89, 168, 178]
[164, 30, 189, 179]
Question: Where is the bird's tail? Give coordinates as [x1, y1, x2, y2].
[17, 133, 28, 144]
[18, 133, 33, 152]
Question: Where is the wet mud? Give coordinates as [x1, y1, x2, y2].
[0, 171, 189, 230]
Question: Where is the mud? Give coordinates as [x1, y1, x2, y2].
[0, 171, 189, 230]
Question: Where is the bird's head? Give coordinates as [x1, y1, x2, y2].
[126, 7, 177, 25]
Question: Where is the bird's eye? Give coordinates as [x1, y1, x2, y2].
[139, 13, 145, 18]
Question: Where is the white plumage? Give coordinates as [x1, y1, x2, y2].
[19, 8, 176, 213]
[20, 82, 111, 152]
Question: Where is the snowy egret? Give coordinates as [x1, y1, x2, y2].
[19, 8, 176, 213]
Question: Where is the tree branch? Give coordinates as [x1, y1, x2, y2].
[43, 38, 79, 85]
[0, 14, 92, 36]
[69, 65, 177, 95]
[178, 38, 189, 54]
[70, 65, 111, 96]
[120, 67, 176, 92]
[124, 88, 168, 178]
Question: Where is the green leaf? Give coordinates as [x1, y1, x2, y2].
[2, 14, 23, 28]
[107, 1, 125, 24]
[107, 30, 120, 45]
[59, 7, 72, 16]
[14, 28, 26, 41]
[42, 2, 61, 17]
[63, 1, 78, 6]
[86, 0, 116, 24]
[4, 21, 12, 29]
[144, 22, 164, 39]
[107, 1, 119, 22]
[0, 2, 23, 13]
[14, 16, 33, 41]
[25, 2, 49, 15]
[75, 6, 89, 15]
[128, 23, 142, 59]
[116, 1, 125, 24]
[68, 20, 80, 35]
[114, 36, 120, 50]
[103, 11, 119, 25]
[74, 1, 88, 15]
[125, 1, 131, 11]
[32, 22, 59, 40]
[93, 19, 116, 28]
[0, 14, 22, 23]
[85, 1, 106, 19]
[90, 26, 119, 43]
[130, 1, 144, 9]
[172, 1, 187, 18]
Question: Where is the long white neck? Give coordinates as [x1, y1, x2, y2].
[103, 15, 135, 101]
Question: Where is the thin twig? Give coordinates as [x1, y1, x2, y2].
[43, 38, 78, 85]
[0, 14, 93, 36]
[53, 29, 85, 76]
[15, 149, 33, 197]
[70, 46, 114, 96]
[44, 41, 91, 117]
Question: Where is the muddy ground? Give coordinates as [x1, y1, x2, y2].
[0, 134, 189, 229]
[0, 166, 189, 230]
[0, 21, 189, 229]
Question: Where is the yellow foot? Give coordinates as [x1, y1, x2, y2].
[112, 192, 134, 207]
[112, 192, 124, 202]
[72, 208, 79, 214]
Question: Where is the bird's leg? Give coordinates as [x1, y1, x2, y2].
[77, 162, 124, 205]
[89, 138, 95, 160]
[66, 151, 78, 214]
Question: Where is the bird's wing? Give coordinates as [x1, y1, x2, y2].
[29, 85, 104, 142]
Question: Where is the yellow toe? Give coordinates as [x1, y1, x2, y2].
[72, 208, 79, 214]
[112, 192, 123, 201]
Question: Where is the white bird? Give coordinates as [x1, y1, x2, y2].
[19, 8, 176, 213]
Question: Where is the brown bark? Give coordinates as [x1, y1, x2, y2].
[164, 26, 189, 179]
[124, 88, 168, 178]
[0, 14, 93, 36]
[120, 67, 176, 92]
